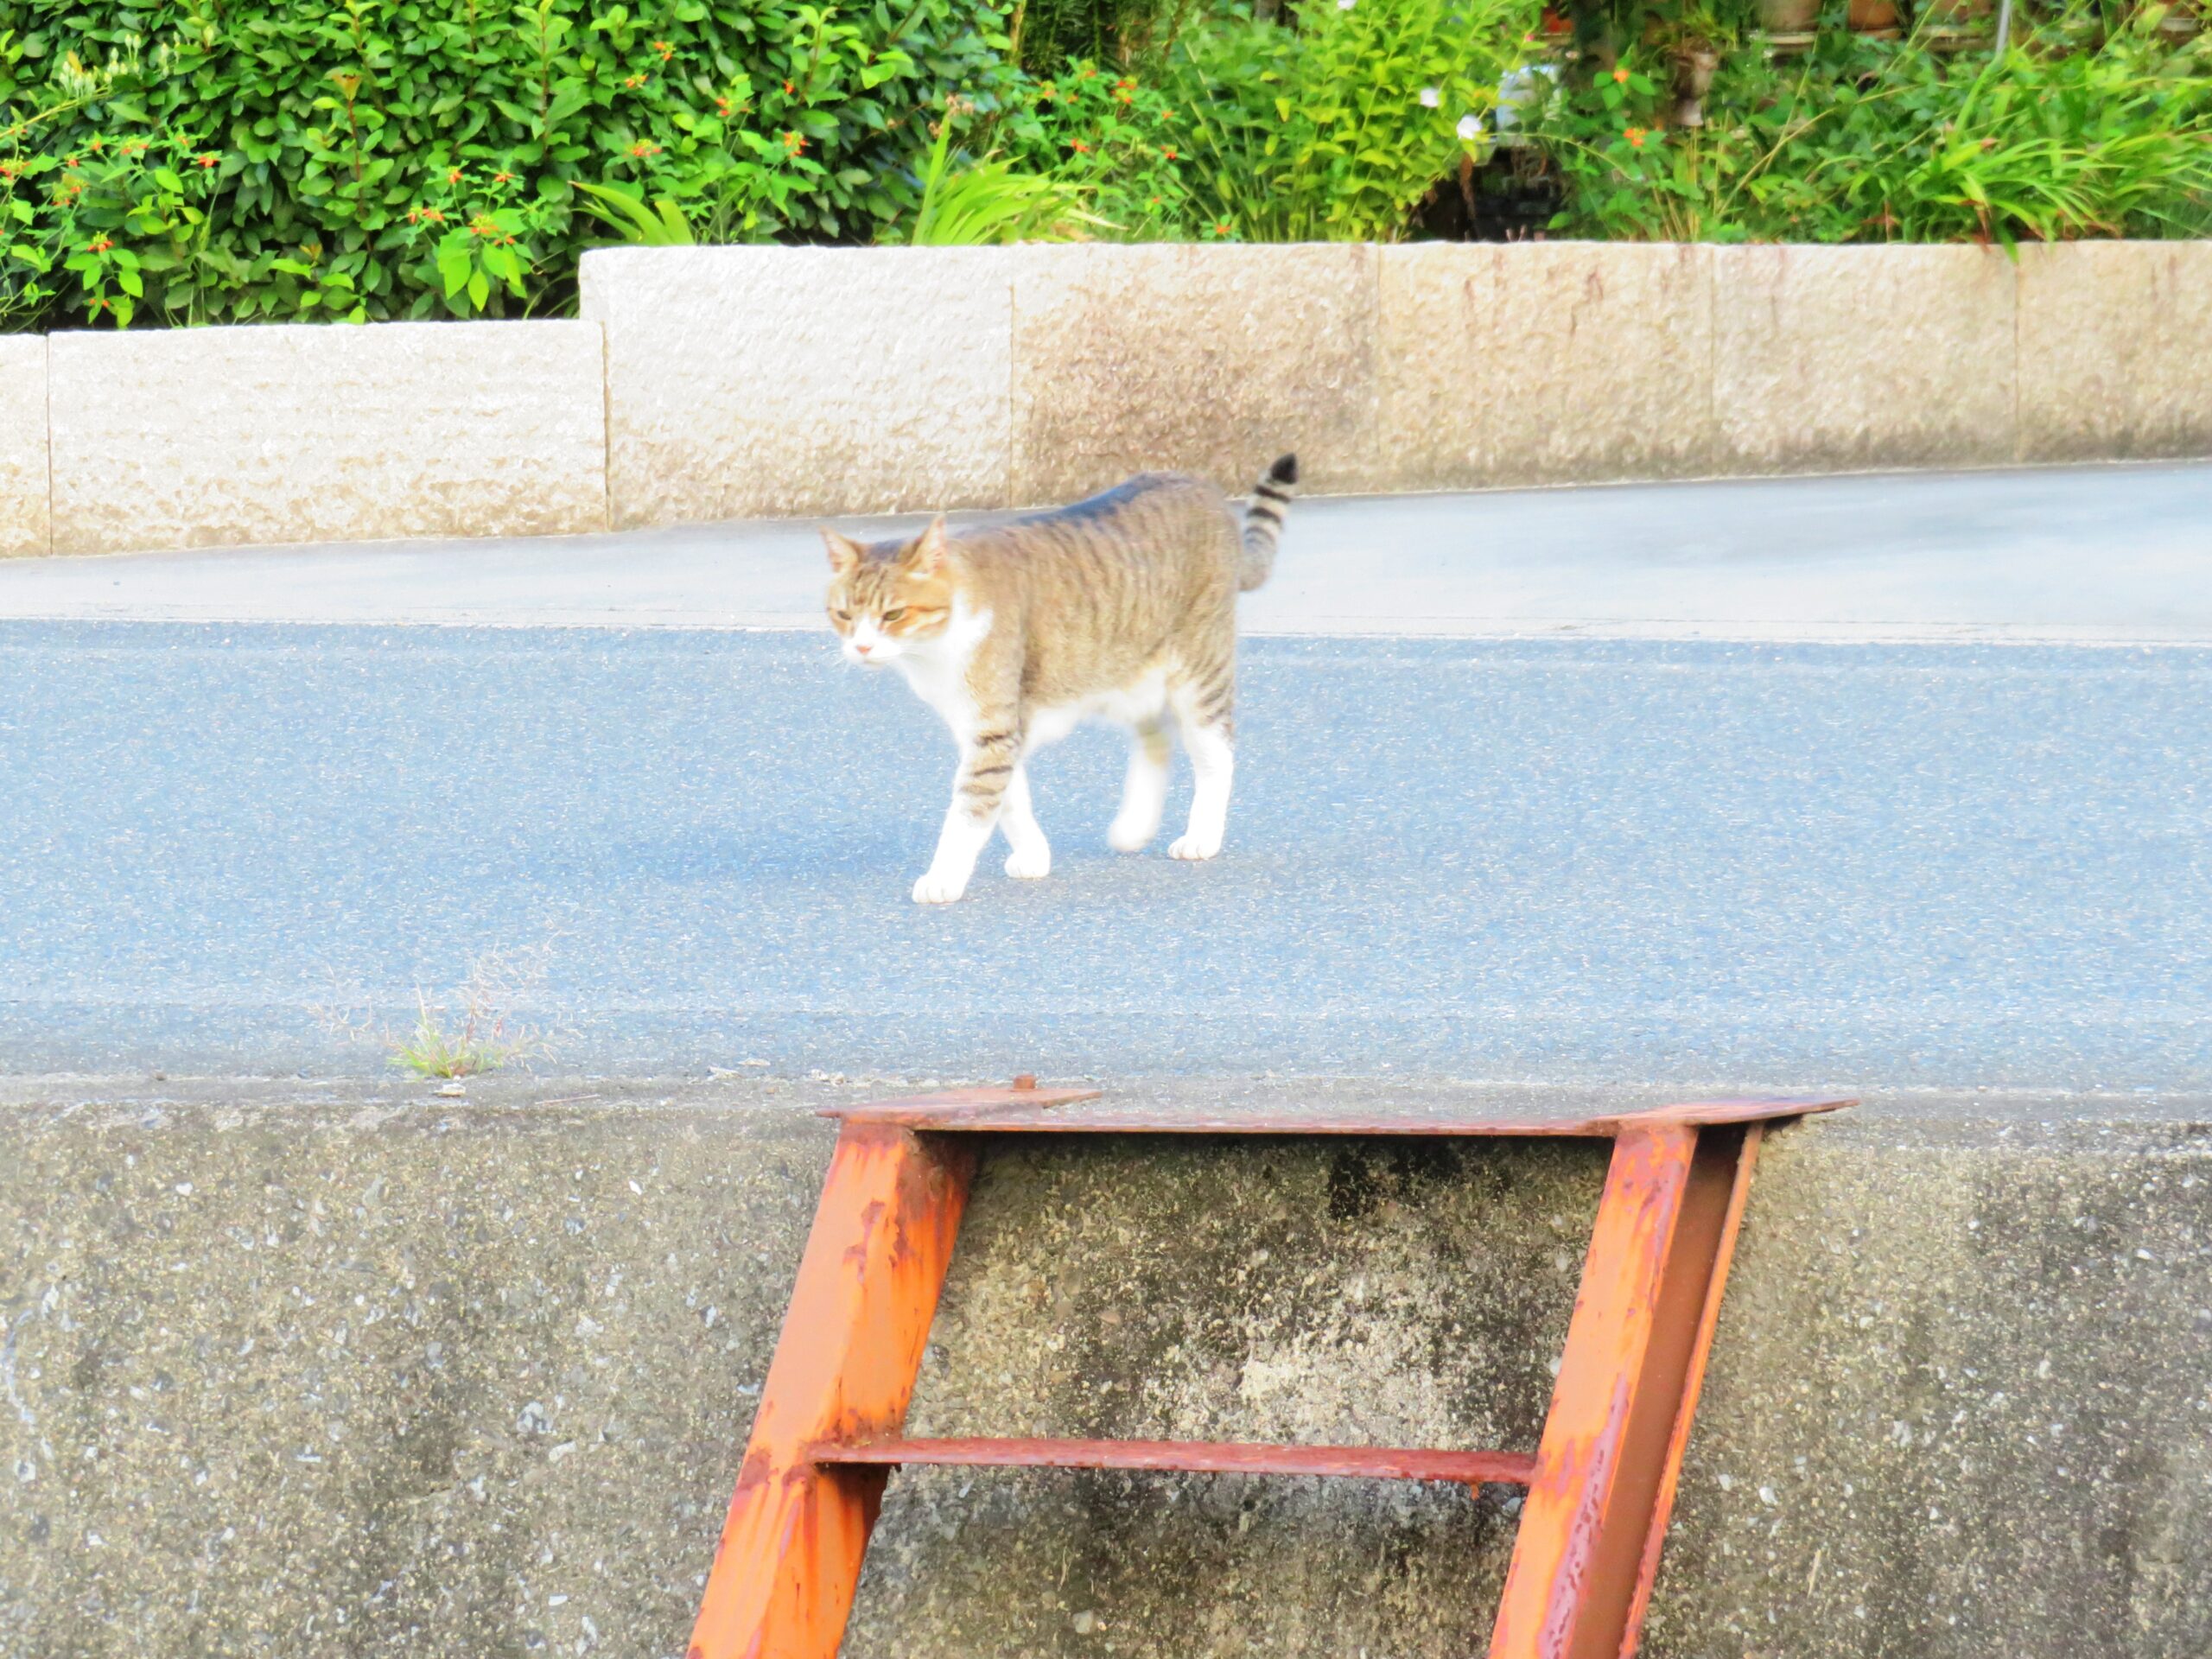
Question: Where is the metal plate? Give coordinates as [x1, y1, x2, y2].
[829, 1084, 1854, 1137]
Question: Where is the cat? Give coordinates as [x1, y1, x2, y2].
[824, 454, 1299, 904]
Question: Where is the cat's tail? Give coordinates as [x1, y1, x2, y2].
[1239, 454, 1299, 592]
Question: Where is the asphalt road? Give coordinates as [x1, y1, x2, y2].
[3, 618, 2205, 1088]
[8, 463, 2211, 643]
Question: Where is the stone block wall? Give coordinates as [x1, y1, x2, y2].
[22, 321, 609, 556]
[5, 241, 2212, 556]
[586, 240, 2212, 527]
[0, 338, 48, 557]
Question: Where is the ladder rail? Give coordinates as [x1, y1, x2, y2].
[684, 1122, 974, 1659]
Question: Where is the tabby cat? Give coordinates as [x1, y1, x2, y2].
[824, 454, 1299, 904]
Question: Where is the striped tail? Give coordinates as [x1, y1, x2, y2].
[1240, 453, 1299, 592]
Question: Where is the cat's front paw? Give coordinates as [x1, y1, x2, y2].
[912, 869, 971, 904]
[1106, 814, 1156, 853]
[1168, 832, 1223, 861]
[1004, 843, 1052, 880]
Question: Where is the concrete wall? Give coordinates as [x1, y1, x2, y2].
[2, 1078, 2208, 1659]
[24, 322, 609, 556]
[587, 239, 2212, 524]
[10, 240, 2212, 555]
[0, 338, 48, 557]
[583, 245, 1020, 523]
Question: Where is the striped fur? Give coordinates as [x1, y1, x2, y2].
[824, 455, 1298, 902]
[1241, 451, 1300, 591]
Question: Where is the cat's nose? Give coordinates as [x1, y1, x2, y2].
[852, 639, 874, 657]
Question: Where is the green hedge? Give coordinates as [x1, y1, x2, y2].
[0, 0, 1019, 327]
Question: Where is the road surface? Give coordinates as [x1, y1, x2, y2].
[3, 465, 2206, 1087]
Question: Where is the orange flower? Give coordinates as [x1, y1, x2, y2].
[1624, 125, 1647, 147]
[467, 213, 501, 237]
[716, 96, 733, 116]
[628, 141, 663, 158]
[652, 39, 674, 60]
[493, 169, 514, 184]
[625, 73, 646, 89]
[1080, 66, 1097, 78]
[1210, 219, 1230, 237]
[1612, 65, 1630, 84]
[782, 79, 795, 94]
[782, 130, 805, 153]
[85, 236, 114, 253]
[196, 153, 219, 168]
[1162, 146, 1178, 161]
[448, 167, 464, 183]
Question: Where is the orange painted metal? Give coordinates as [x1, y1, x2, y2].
[830, 1093, 1851, 1137]
[814, 1436, 1537, 1488]
[690, 1081, 1846, 1659]
[1616, 1122, 1765, 1659]
[1488, 1122, 1748, 1659]
[684, 1121, 974, 1659]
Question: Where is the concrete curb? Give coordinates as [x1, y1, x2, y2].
[6, 242, 2212, 556]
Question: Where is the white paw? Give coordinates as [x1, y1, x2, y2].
[1004, 843, 1052, 880]
[911, 869, 970, 904]
[1168, 832, 1222, 861]
[1106, 815, 1157, 853]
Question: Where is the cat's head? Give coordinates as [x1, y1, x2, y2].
[823, 518, 957, 666]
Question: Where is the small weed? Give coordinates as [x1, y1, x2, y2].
[391, 988, 524, 1078]
[308, 940, 566, 1080]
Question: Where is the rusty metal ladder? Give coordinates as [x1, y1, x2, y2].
[685, 1080, 1853, 1659]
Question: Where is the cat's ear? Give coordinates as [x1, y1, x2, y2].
[822, 528, 863, 575]
[906, 515, 950, 575]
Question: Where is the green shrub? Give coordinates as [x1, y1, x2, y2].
[1000, 0, 1536, 243]
[0, 0, 1020, 329]
[1006, 0, 1202, 77]
[1536, 17, 2212, 245]
[1162, 0, 1532, 241]
[997, 58, 1202, 237]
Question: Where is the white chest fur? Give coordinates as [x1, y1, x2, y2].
[893, 598, 995, 742]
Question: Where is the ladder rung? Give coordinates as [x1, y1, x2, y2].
[812, 1435, 1536, 1487]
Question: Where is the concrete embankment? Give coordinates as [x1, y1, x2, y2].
[2, 1076, 2205, 1657]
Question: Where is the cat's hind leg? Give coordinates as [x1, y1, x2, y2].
[1167, 678, 1233, 861]
[1001, 764, 1052, 879]
[1108, 718, 1173, 852]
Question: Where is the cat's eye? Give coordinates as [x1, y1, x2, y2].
[880, 607, 906, 624]
[831, 608, 851, 622]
